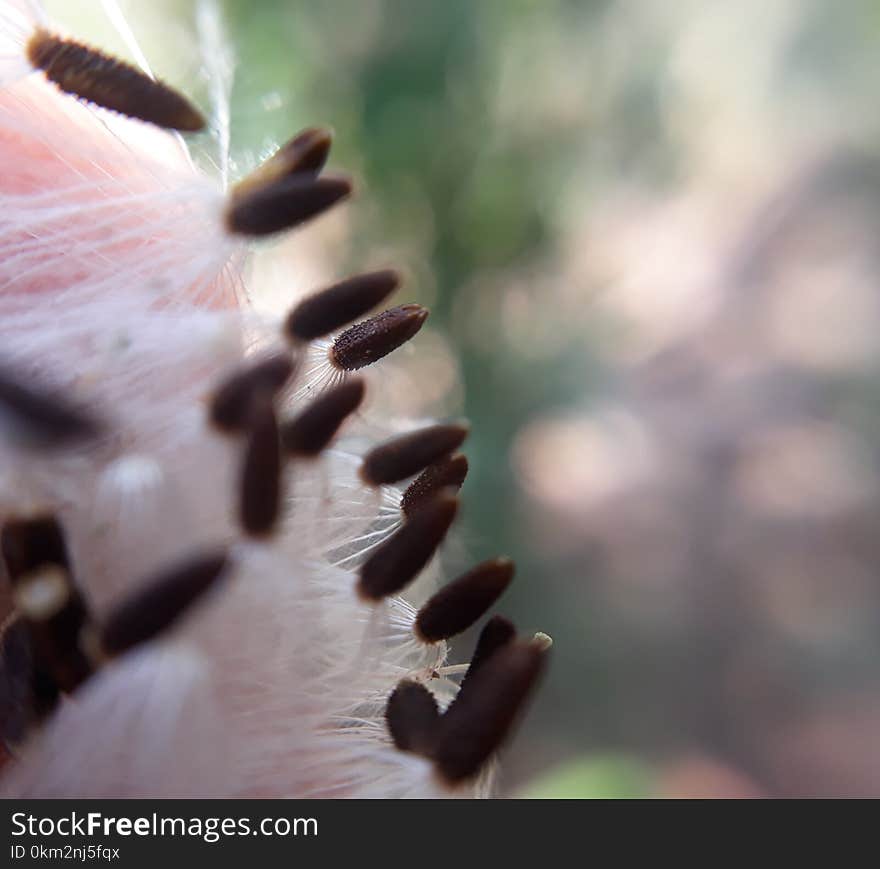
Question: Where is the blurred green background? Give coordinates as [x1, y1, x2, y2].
[51, 0, 880, 796]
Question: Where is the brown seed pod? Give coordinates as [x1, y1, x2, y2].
[280, 378, 365, 457]
[432, 641, 546, 784]
[414, 558, 514, 643]
[361, 423, 469, 486]
[357, 492, 458, 601]
[233, 127, 333, 199]
[226, 174, 352, 237]
[401, 453, 469, 517]
[26, 28, 205, 132]
[100, 551, 229, 656]
[330, 305, 428, 371]
[385, 680, 440, 755]
[239, 400, 283, 537]
[284, 270, 401, 343]
[209, 353, 295, 433]
[458, 615, 517, 695]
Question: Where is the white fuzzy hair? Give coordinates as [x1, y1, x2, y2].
[0, 0, 491, 798]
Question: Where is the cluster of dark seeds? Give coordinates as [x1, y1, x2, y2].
[405, 636, 546, 784]
[384, 576, 549, 784]
[225, 122, 352, 237]
[387, 626, 546, 784]
[0, 36, 547, 789]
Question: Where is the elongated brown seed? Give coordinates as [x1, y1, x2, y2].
[26, 28, 204, 132]
[401, 453, 468, 517]
[100, 551, 228, 656]
[226, 174, 352, 237]
[414, 558, 514, 643]
[0, 365, 101, 449]
[361, 423, 469, 486]
[209, 353, 295, 433]
[280, 378, 365, 457]
[432, 641, 546, 784]
[266, 127, 333, 176]
[385, 680, 440, 755]
[284, 269, 401, 342]
[330, 305, 428, 371]
[458, 615, 517, 695]
[358, 492, 458, 601]
[239, 401, 283, 537]
[233, 127, 333, 199]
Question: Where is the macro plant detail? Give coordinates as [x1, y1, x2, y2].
[0, 0, 548, 799]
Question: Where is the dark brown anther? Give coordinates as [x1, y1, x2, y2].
[269, 127, 333, 176]
[414, 558, 514, 643]
[100, 550, 229, 656]
[233, 127, 333, 199]
[330, 304, 428, 371]
[458, 615, 517, 695]
[280, 378, 365, 457]
[401, 453, 468, 517]
[1, 515, 70, 581]
[26, 28, 205, 132]
[432, 641, 546, 785]
[385, 680, 440, 755]
[0, 365, 102, 449]
[226, 174, 352, 237]
[209, 353, 295, 433]
[361, 423, 469, 486]
[357, 492, 458, 602]
[284, 269, 401, 342]
[239, 400, 283, 537]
